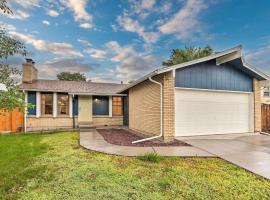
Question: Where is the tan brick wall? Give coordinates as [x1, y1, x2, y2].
[26, 116, 123, 131]
[162, 71, 175, 142]
[129, 72, 175, 141]
[92, 116, 123, 126]
[27, 117, 77, 131]
[253, 79, 261, 132]
[129, 75, 162, 136]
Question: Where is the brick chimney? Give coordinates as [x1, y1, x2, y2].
[22, 58, 38, 83]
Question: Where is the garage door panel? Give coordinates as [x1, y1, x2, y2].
[175, 89, 252, 136]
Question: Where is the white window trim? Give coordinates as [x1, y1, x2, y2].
[109, 96, 112, 117]
[53, 92, 57, 118]
[36, 92, 41, 118]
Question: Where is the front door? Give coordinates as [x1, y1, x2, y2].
[78, 96, 92, 123]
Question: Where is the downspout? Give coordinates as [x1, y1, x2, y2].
[132, 76, 163, 144]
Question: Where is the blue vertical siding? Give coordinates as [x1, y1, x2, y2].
[93, 96, 109, 115]
[175, 61, 253, 92]
[73, 95, 78, 116]
[27, 91, 36, 115]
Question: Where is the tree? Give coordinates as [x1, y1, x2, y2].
[162, 46, 213, 67]
[57, 72, 87, 81]
[0, 0, 28, 112]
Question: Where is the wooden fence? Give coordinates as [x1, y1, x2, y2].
[261, 104, 270, 133]
[0, 109, 24, 132]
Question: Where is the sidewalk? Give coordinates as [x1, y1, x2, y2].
[80, 129, 215, 157]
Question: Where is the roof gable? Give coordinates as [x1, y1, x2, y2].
[118, 45, 270, 93]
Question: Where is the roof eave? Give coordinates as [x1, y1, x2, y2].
[20, 88, 126, 96]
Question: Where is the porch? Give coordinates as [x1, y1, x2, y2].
[25, 91, 128, 131]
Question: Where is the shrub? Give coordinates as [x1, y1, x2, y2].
[137, 152, 163, 163]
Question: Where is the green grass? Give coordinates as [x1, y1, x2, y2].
[137, 152, 163, 162]
[0, 132, 270, 200]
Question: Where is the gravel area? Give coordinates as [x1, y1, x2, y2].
[97, 128, 190, 147]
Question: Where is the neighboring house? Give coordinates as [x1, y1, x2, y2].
[261, 81, 270, 104]
[20, 46, 269, 142]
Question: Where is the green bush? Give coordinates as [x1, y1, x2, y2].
[137, 152, 163, 163]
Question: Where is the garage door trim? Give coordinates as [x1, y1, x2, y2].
[174, 88, 254, 137]
[175, 86, 253, 94]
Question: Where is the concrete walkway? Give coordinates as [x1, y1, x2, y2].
[176, 133, 270, 180]
[80, 129, 215, 157]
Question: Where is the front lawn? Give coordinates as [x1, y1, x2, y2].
[0, 132, 270, 200]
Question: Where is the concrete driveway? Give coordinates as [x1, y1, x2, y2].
[176, 133, 270, 180]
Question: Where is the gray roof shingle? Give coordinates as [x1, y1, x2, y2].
[20, 80, 127, 95]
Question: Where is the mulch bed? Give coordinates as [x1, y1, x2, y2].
[97, 128, 190, 147]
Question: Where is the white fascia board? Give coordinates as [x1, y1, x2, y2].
[21, 89, 127, 96]
[216, 51, 242, 65]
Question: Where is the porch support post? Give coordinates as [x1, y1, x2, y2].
[109, 96, 112, 117]
[53, 92, 57, 118]
[36, 92, 41, 118]
[69, 94, 73, 118]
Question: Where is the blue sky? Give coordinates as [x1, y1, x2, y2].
[1, 0, 270, 83]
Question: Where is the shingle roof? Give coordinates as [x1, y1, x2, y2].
[20, 79, 128, 95]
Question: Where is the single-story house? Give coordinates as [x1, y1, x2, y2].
[20, 46, 269, 141]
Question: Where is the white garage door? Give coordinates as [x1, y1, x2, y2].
[175, 89, 253, 136]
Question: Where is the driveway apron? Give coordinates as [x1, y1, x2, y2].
[177, 134, 270, 180]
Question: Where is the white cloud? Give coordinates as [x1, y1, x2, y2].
[80, 23, 92, 29]
[159, 0, 209, 40]
[10, 0, 40, 8]
[160, 2, 172, 13]
[47, 9, 59, 17]
[0, 22, 16, 31]
[106, 41, 135, 62]
[39, 58, 95, 78]
[60, 0, 93, 29]
[84, 48, 107, 59]
[246, 45, 270, 76]
[105, 41, 161, 81]
[2, 9, 30, 20]
[9, 31, 83, 57]
[117, 14, 160, 43]
[42, 20, 50, 26]
[128, 0, 156, 19]
[77, 38, 92, 46]
[0, 83, 7, 91]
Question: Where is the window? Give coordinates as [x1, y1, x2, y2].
[41, 93, 53, 115]
[93, 96, 109, 115]
[57, 94, 69, 115]
[264, 87, 270, 97]
[27, 91, 36, 115]
[112, 96, 122, 116]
